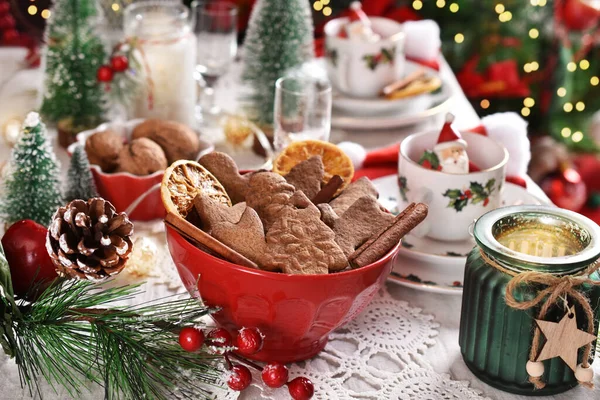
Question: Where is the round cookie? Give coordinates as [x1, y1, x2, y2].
[85, 130, 123, 172]
[131, 119, 200, 164]
[117, 138, 168, 176]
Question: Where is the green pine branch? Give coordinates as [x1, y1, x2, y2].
[0, 246, 224, 400]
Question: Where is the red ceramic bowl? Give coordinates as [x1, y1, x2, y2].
[166, 225, 401, 363]
[67, 119, 213, 221]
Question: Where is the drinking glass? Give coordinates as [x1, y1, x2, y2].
[191, 1, 238, 123]
[273, 77, 332, 152]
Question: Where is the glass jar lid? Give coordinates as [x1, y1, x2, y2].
[124, 1, 191, 39]
[473, 205, 600, 274]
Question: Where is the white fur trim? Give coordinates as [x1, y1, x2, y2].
[482, 112, 530, 177]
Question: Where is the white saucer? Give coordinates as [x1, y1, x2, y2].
[332, 61, 441, 116]
[373, 175, 551, 295]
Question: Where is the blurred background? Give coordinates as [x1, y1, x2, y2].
[1, 0, 599, 218]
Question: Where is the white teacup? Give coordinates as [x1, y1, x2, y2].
[399, 131, 508, 242]
[324, 17, 405, 98]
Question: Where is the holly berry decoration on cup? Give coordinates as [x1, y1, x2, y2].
[1, 219, 58, 298]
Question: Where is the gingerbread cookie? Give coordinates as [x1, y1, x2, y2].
[245, 172, 296, 232]
[329, 177, 379, 215]
[199, 152, 251, 204]
[193, 194, 247, 233]
[194, 194, 267, 265]
[263, 191, 347, 274]
[330, 196, 395, 256]
[283, 156, 324, 200]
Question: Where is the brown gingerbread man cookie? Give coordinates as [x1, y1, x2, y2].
[328, 196, 395, 257]
[198, 152, 251, 204]
[329, 177, 379, 215]
[283, 156, 324, 200]
[263, 191, 347, 274]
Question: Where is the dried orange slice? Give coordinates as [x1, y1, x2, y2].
[273, 140, 354, 191]
[161, 160, 231, 217]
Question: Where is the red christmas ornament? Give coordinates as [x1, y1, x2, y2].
[540, 167, 587, 211]
[1, 220, 58, 298]
[207, 327, 233, 347]
[178, 327, 205, 352]
[96, 65, 114, 83]
[110, 55, 129, 73]
[2, 28, 18, 43]
[287, 377, 315, 400]
[560, 0, 600, 31]
[227, 365, 252, 391]
[236, 327, 263, 355]
[0, 14, 15, 30]
[0, 2, 11, 15]
[261, 362, 289, 388]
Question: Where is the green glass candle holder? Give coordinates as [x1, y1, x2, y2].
[459, 205, 600, 396]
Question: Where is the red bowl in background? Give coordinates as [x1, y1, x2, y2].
[67, 119, 213, 221]
[166, 225, 401, 363]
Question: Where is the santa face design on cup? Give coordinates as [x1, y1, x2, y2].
[434, 143, 469, 174]
[324, 17, 406, 98]
[399, 130, 508, 241]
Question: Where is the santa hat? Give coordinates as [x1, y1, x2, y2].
[434, 114, 466, 152]
[349, 2, 370, 24]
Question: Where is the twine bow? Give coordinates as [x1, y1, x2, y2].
[479, 249, 600, 389]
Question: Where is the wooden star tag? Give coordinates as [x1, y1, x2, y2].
[535, 306, 597, 371]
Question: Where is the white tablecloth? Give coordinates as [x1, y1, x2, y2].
[0, 48, 598, 399]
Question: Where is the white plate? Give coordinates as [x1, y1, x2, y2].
[373, 175, 551, 295]
[332, 61, 441, 116]
[331, 78, 453, 130]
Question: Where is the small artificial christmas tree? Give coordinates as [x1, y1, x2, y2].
[0, 112, 63, 227]
[241, 0, 314, 127]
[39, 0, 106, 147]
[64, 144, 98, 202]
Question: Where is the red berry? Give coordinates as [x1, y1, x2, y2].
[287, 377, 314, 400]
[207, 327, 232, 347]
[96, 65, 114, 82]
[178, 327, 204, 352]
[110, 55, 129, 72]
[261, 362, 289, 388]
[436, 165, 443, 171]
[421, 160, 432, 169]
[465, 190, 472, 199]
[459, 195, 466, 200]
[236, 327, 263, 355]
[1, 220, 58, 298]
[483, 198, 490, 207]
[227, 365, 252, 391]
[0, 14, 15, 30]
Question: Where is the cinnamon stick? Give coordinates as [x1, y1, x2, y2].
[348, 203, 428, 268]
[382, 68, 426, 96]
[312, 175, 344, 205]
[165, 212, 258, 269]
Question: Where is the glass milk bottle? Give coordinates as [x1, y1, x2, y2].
[124, 2, 197, 127]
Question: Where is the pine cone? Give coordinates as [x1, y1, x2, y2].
[46, 198, 134, 281]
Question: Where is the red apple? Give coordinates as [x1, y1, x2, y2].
[2, 220, 58, 298]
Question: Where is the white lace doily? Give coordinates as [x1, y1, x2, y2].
[123, 223, 490, 400]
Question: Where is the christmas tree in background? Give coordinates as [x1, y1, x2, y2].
[39, 0, 106, 145]
[0, 112, 63, 227]
[241, 0, 315, 127]
[402, 0, 600, 150]
[65, 144, 98, 202]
